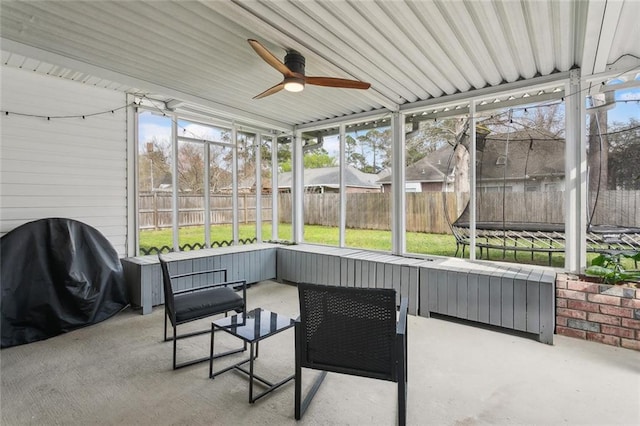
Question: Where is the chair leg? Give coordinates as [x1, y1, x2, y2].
[295, 370, 327, 420]
[172, 326, 246, 370]
[295, 323, 327, 420]
[397, 329, 408, 426]
[172, 324, 178, 370]
[164, 311, 168, 342]
[398, 376, 407, 426]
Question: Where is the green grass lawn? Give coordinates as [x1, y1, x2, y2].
[139, 223, 574, 267]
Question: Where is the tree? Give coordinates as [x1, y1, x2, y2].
[303, 149, 337, 168]
[345, 128, 391, 173]
[177, 142, 204, 192]
[607, 119, 640, 189]
[277, 139, 292, 172]
[208, 144, 232, 193]
[405, 119, 459, 166]
[279, 148, 337, 171]
[140, 137, 171, 192]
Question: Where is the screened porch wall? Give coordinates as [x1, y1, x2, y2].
[0, 66, 129, 256]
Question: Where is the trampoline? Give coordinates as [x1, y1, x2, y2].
[444, 119, 640, 265]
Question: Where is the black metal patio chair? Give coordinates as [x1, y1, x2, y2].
[295, 283, 408, 425]
[159, 254, 247, 370]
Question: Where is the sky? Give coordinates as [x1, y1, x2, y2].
[138, 112, 231, 150]
[610, 87, 640, 123]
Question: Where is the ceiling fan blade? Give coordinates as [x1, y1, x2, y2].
[248, 39, 294, 77]
[305, 76, 371, 90]
[253, 82, 285, 99]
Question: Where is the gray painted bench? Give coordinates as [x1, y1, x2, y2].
[122, 243, 556, 344]
[121, 243, 277, 314]
[419, 258, 556, 344]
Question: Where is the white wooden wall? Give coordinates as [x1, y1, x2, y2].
[0, 66, 129, 256]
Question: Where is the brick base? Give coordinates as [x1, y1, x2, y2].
[556, 274, 640, 351]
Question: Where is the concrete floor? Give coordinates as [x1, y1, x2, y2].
[1, 280, 639, 426]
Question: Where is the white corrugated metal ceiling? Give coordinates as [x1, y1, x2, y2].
[1, 0, 639, 131]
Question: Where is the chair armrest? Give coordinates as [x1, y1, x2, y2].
[171, 268, 227, 282]
[396, 297, 408, 336]
[173, 279, 246, 296]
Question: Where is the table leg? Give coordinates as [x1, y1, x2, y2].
[249, 342, 255, 403]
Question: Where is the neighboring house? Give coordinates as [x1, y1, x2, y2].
[476, 129, 565, 192]
[379, 129, 565, 193]
[278, 165, 381, 193]
[378, 145, 453, 193]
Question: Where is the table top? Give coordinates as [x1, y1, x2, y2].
[213, 308, 295, 343]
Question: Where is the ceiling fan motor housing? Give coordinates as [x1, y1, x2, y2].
[285, 51, 305, 75]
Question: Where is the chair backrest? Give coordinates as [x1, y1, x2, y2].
[297, 283, 398, 381]
[158, 254, 176, 322]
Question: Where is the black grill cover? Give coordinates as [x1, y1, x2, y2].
[1, 218, 129, 348]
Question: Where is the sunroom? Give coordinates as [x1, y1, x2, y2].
[1, 1, 639, 424]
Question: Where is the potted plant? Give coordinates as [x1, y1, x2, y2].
[584, 250, 640, 287]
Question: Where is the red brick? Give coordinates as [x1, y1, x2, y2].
[567, 300, 599, 313]
[621, 318, 640, 330]
[620, 338, 640, 351]
[556, 326, 586, 339]
[599, 305, 633, 318]
[557, 308, 587, 320]
[557, 289, 586, 301]
[567, 281, 600, 293]
[621, 298, 640, 309]
[557, 298, 567, 308]
[586, 332, 620, 346]
[601, 325, 635, 339]
[587, 313, 621, 326]
[556, 316, 568, 327]
[587, 294, 621, 305]
[555, 279, 567, 289]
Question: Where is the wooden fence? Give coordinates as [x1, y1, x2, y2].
[139, 190, 639, 233]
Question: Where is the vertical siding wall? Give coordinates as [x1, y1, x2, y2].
[0, 67, 129, 255]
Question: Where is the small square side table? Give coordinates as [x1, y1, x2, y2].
[209, 308, 295, 403]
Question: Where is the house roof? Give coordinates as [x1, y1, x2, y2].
[279, 166, 380, 189]
[380, 128, 565, 184]
[378, 145, 453, 184]
[479, 129, 565, 181]
[1, 1, 638, 130]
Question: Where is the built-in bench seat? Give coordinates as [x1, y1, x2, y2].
[121, 243, 277, 314]
[122, 243, 556, 344]
[418, 257, 556, 344]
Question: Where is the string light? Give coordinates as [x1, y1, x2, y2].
[1, 99, 139, 120]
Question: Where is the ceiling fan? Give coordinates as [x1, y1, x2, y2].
[248, 39, 371, 99]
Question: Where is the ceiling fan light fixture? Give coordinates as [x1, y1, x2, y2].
[284, 77, 305, 92]
[248, 39, 370, 99]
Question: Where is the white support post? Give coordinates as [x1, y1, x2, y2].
[255, 132, 262, 243]
[391, 111, 406, 255]
[232, 125, 239, 244]
[171, 113, 179, 251]
[204, 142, 211, 248]
[128, 95, 138, 257]
[565, 69, 588, 272]
[271, 134, 279, 240]
[469, 103, 477, 260]
[339, 124, 346, 247]
[292, 128, 304, 243]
